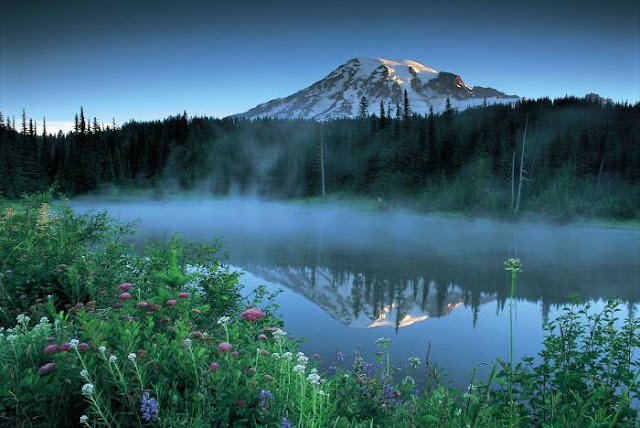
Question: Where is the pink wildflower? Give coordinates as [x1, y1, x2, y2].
[43, 344, 59, 355]
[257, 334, 267, 341]
[240, 307, 265, 322]
[232, 351, 239, 359]
[165, 299, 177, 307]
[59, 342, 71, 352]
[117, 282, 133, 291]
[218, 342, 233, 352]
[136, 301, 150, 309]
[178, 292, 188, 299]
[209, 362, 220, 372]
[38, 362, 56, 375]
[78, 343, 89, 352]
[45, 336, 55, 343]
[118, 292, 132, 300]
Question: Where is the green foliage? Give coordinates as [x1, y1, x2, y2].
[0, 198, 638, 426]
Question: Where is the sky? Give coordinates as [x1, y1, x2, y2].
[1, 0, 639, 133]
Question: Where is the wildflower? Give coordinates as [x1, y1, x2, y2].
[38, 362, 56, 375]
[109, 355, 117, 364]
[504, 258, 522, 273]
[273, 328, 288, 339]
[59, 342, 71, 352]
[165, 299, 177, 307]
[192, 309, 201, 315]
[183, 338, 192, 348]
[258, 389, 274, 411]
[78, 343, 89, 352]
[282, 352, 293, 360]
[232, 351, 239, 359]
[240, 307, 266, 322]
[307, 373, 321, 385]
[136, 301, 150, 309]
[257, 334, 267, 341]
[16, 314, 30, 325]
[128, 353, 137, 362]
[43, 344, 59, 355]
[79, 415, 89, 424]
[39, 316, 49, 324]
[272, 352, 280, 359]
[217, 316, 230, 325]
[69, 338, 80, 349]
[281, 416, 293, 428]
[81, 383, 95, 396]
[209, 362, 220, 372]
[296, 354, 309, 365]
[140, 392, 159, 422]
[329, 361, 337, 374]
[80, 369, 89, 379]
[317, 389, 327, 396]
[292, 364, 306, 374]
[408, 356, 421, 368]
[218, 342, 233, 352]
[336, 351, 345, 363]
[264, 374, 275, 382]
[375, 337, 392, 347]
[117, 282, 133, 291]
[45, 336, 55, 342]
[178, 292, 189, 299]
[98, 345, 106, 353]
[6, 334, 17, 341]
[118, 292, 132, 300]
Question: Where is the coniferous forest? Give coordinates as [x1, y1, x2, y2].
[1, 96, 639, 220]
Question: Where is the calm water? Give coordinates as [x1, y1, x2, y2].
[72, 199, 640, 388]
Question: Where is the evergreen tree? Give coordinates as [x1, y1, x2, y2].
[444, 97, 454, 116]
[358, 95, 369, 119]
[21, 109, 27, 134]
[403, 89, 410, 120]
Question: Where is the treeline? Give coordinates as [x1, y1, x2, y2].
[1, 96, 639, 219]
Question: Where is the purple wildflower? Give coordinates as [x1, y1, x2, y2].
[258, 389, 274, 411]
[362, 361, 374, 377]
[328, 362, 337, 375]
[336, 351, 345, 364]
[281, 416, 293, 428]
[140, 392, 159, 422]
[383, 384, 397, 405]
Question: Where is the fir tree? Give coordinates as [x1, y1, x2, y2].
[403, 89, 410, 120]
[379, 101, 386, 127]
[21, 109, 27, 134]
[358, 95, 369, 119]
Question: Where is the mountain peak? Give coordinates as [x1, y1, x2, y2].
[234, 57, 518, 120]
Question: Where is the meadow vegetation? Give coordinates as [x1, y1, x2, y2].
[1, 194, 638, 426]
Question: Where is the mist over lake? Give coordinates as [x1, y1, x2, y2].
[70, 198, 640, 387]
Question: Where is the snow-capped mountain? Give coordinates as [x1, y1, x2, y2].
[235, 57, 519, 120]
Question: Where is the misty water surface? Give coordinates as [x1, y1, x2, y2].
[71, 198, 640, 387]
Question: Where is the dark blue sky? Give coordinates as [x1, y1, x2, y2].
[1, 0, 638, 132]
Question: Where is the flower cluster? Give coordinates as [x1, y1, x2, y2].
[258, 389, 274, 411]
[140, 392, 159, 422]
[240, 307, 266, 322]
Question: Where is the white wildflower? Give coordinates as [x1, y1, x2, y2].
[80, 369, 89, 379]
[39, 316, 49, 325]
[408, 357, 421, 368]
[7, 334, 17, 341]
[128, 353, 137, 362]
[69, 339, 80, 349]
[217, 316, 230, 325]
[98, 346, 106, 353]
[317, 389, 327, 396]
[183, 338, 192, 348]
[81, 383, 94, 396]
[16, 314, 30, 325]
[271, 352, 280, 359]
[80, 415, 89, 424]
[109, 355, 117, 364]
[375, 337, 392, 347]
[292, 364, 306, 374]
[282, 352, 293, 361]
[307, 373, 321, 385]
[297, 354, 309, 365]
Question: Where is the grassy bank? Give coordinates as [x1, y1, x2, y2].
[1, 194, 638, 427]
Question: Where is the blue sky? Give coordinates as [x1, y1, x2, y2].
[1, 0, 638, 133]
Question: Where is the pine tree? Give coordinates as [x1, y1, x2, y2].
[395, 103, 401, 120]
[21, 109, 27, 134]
[0, 111, 4, 129]
[444, 97, 454, 115]
[358, 95, 369, 119]
[74, 114, 79, 133]
[379, 101, 386, 127]
[42, 118, 47, 137]
[403, 89, 410, 120]
[80, 107, 86, 134]
[29, 119, 34, 136]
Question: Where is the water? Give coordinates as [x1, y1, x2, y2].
[71, 198, 640, 388]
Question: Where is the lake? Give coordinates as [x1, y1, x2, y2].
[71, 198, 640, 388]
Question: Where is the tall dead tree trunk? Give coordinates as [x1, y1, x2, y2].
[514, 114, 529, 214]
